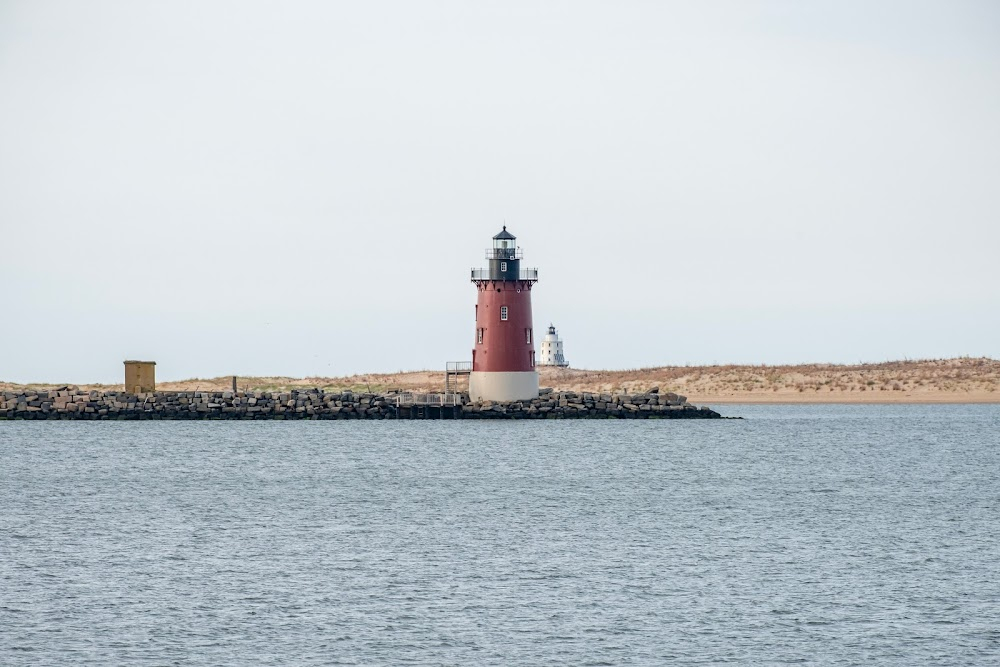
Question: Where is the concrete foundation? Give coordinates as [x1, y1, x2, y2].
[469, 371, 539, 402]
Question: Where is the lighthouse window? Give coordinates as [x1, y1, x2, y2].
[526, 328, 531, 344]
[477, 328, 483, 344]
[500, 261, 507, 272]
[500, 306, 508, 321]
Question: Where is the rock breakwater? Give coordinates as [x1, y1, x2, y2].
[457, 388, 720, 419]
[1, 387, 721, 420]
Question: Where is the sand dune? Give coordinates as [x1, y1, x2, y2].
[4, 358, 998, 403]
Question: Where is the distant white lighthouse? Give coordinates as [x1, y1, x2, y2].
[538, 324, 568, 367]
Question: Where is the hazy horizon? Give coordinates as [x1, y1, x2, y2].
[2, 1, 998, 384]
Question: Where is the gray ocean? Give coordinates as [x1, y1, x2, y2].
[2, 405, 999, 665]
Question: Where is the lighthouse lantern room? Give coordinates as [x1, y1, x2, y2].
[469, 227, 539, 402]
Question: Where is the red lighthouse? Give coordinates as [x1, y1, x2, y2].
[469, 227, 540, 402]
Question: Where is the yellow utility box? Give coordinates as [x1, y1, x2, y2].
[123, 360, 156, 393]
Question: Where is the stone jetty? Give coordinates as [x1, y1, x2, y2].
[455, 388, 720, 419]
[0, 387, 721, 420]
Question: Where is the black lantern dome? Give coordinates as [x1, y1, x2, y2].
[471, 225, 537, 284]
[487, 226, 520, 279]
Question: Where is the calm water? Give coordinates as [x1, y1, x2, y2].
[2, 405, 999, 665]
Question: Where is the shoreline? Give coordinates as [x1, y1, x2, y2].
[3, 358, 997, 405]
[682, 393, 999, 405]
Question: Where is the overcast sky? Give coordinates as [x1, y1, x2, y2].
[1, 0, 998, 383]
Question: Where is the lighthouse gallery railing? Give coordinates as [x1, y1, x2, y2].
[485, 248, 524, 260]
[395, 393, 462, 407]
[470, 268, 538, 281]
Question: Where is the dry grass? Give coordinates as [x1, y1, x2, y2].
[3, 358, 998, 403]
[548, 357, 999, 403]
[0, 371, 446, 396]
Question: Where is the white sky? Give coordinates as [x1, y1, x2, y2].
[1, 0, 998, 383]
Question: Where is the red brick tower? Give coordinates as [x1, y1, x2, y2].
[469, 227, 539, 401]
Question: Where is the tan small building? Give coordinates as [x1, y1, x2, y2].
[123, 360, 156, 393]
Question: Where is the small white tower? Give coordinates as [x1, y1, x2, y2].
[538, 324, 568, 367]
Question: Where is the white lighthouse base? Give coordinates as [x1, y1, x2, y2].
[469, 371, 539, 403]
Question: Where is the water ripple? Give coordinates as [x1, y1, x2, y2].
[1, 405, 999, 665]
